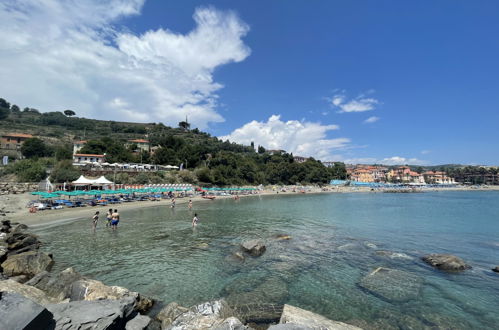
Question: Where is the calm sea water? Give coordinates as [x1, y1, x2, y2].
[34, 191, 499, 329]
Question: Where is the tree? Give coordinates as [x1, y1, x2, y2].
[178, 121, 190, 131]
[0, 107, 9, 120]
[55, 146, 73, 161]
[258, 145, 266, 154]
[0, 98, 10, 109]
[63, 109, 76, 117]
[50, 160, 80, 183]
[21, 138, 49, 158]
[10, 104, 20, 113]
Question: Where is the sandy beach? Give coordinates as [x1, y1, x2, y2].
[2, 184, 498, 227]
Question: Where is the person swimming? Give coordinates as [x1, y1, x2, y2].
[192, 213, 199, 227]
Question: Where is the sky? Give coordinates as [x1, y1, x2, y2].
[1, 0, 498, 165]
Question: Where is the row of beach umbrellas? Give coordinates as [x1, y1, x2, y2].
[31, 186, 194, 199]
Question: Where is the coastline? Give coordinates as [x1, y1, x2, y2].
[2, 184, 499, 227]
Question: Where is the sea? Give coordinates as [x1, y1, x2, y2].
[33, 191, 499, 329]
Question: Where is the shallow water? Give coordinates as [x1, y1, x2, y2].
[34, 191, 499, 329]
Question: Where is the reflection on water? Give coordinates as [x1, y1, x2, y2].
[34, 191, 499, 329]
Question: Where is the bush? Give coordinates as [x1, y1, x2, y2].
[50, 160, 80, 183]
[5, 159, 47, 182]
[177, 170, 198, 184]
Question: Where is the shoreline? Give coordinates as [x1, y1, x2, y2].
[2, 185, 499, 227]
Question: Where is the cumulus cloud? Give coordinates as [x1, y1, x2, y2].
[220, 115, 350, 160]
[330, 91, 379, 113]
[344, 156, 427, 165]
[363, 116, 380, 124]
[0, 1, 250, 128]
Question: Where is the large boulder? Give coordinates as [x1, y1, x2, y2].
[126, 314, 152, 330]
[6, 233, 41, 253]
[25, 267, 82, 302]
[493, 266, 499, 273]
[1, 251, 54, 278]
[279, 305, 361, 329]
[156, 302, 190, 328]
[70, 278, 154, 313]
[164, 299, 237, 329]
[46, 297, 136, 330]
[0, 245, 7, 263]
[0, 279, 55, 305]
[241, 239, 266, 257]
[0, 291, 55, 330]
[421, 254, 471, 271]
[358, 267, 422, 302]
[212, 317, 250, 330]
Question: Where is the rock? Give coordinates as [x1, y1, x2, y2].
[6, 233, 40, 251]
[212, 316, 250, 330]
[274, 234, 292, 241]
[46, 297, 136, 330]
[1, 220, 10, 226]
[226, 276, 288, 307]
[375, 250, 413, 260]
[126, 314, 152, 330]
[156, 302, 190, 328]
[358, 267, 422, 302]
[268, 324, 311, 330]
[492, 266, 499, 273]
[11, 223, 28, 234]
[165, 299, 236, 329]
[0, 225, 10, 233]
[279, 305, 361, 329]
[0, 291, 55, 330]
[0, 246, 7, 263]
[70, 278, 154, 313]
[232, 303, 283, 325]
[0, 279, 55, 305]
[9, 274, 29, 283]
[364, 242, 378, 249]
[241, 239, 266, 257]
[1, 251, 54, 278]
[25, 267, 82, 301]
[421, 254, 471, 271]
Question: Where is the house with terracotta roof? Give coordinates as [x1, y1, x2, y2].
[1, 133, 33, 150]
[293, 156, 307, 163]
[127, 139, 150, 153]
[423, 171, 455, 184]
[73, 140, 87, 155]
[73, 153, 106, 164]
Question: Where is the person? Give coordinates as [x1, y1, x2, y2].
[192, 213, 199, 227]
[171, 198, 176, 208]
[92, 211, 99, 231]
[111, 209, 120, 230]
[106, 208, 113, 227]
[188, 199, 193, 209]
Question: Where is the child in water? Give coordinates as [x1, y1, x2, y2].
[192, 213, 199, 227]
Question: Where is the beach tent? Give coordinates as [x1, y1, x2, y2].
[94, 176, 114, 185]
[72, 175, 95, 185]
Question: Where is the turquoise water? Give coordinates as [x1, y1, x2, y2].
[34, 191, 499, 329]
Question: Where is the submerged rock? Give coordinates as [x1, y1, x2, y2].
[0, 291, 55, 330]
[1, 250, 54, 278]
[358, 267, 422, 302]
[492, 266, 499, 273]
[241, 239, 266, 257]
[421, 254, 471, 271]
[376, 250, 414, 260]
[46, 297, 136, 330]
[278, 304, 361, 329]
[274, 234, 292, 241]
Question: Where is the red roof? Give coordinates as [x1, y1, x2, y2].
[3, 133, 33, 138]
[74, 140, 87, 144]
[129, 139, 149, 143]
[74, 154, 105, 158]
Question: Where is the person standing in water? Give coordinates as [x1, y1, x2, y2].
[106, 208, 113, 227]
[171, 197, 176, 208]
[92, 211, 99, 231]
[192, 213, 199, 227]
[188, 199, 193, 209]
[111, 209, 120, 230]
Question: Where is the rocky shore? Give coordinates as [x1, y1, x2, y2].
[0, 220, 364, 329]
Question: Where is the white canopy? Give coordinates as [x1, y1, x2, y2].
[72, 175, 95, 185]
[95, 176, 113, 184]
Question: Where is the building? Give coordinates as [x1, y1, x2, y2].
[423, 171, 455, 184]
[293, 156, 307, 163]
[322, 161, 336, 168]
[127, 139, 150, 153]
[0, 133, 33, 151]
[386, 166, 425, 184]
[267, 149, 285, 155]
[73, 154, 106, 164]
[73, 140, 87, 155]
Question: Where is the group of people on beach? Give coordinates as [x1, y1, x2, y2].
[91, 208, 119, 231]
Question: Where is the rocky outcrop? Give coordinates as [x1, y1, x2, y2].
[0, 182, 38, 195]
[25, 267, 82, 301]
[0, 279, 56, 305]
[157, 302, 190, 328]
[493, 266, 499, 273]
[358, 267, 422, 302]
[1, 250, 54, 278]
[46, 297, 137, 330]
[125, 314, 152, 330]
[421, 254, 471, 271]
[163, 299, 241, 329]
[70, 278, 154, 313]
[0, 291, 55, 330]
[375, 250, 413, 260]
[241, 239, 266, 257]
[278, 305, 361, 329]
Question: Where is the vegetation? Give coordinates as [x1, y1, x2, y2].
[3, 159, 49, 182]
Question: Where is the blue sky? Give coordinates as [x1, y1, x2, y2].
[1, 1, 498, 165]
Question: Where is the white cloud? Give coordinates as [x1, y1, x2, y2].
[0, 1, 250, 128]
[220, 115, 350, 160]
[331, 91, 379, 113]
[344, 156, 427, 165]
[363, 116, 380, 124]
[421, 150, 431, 155]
